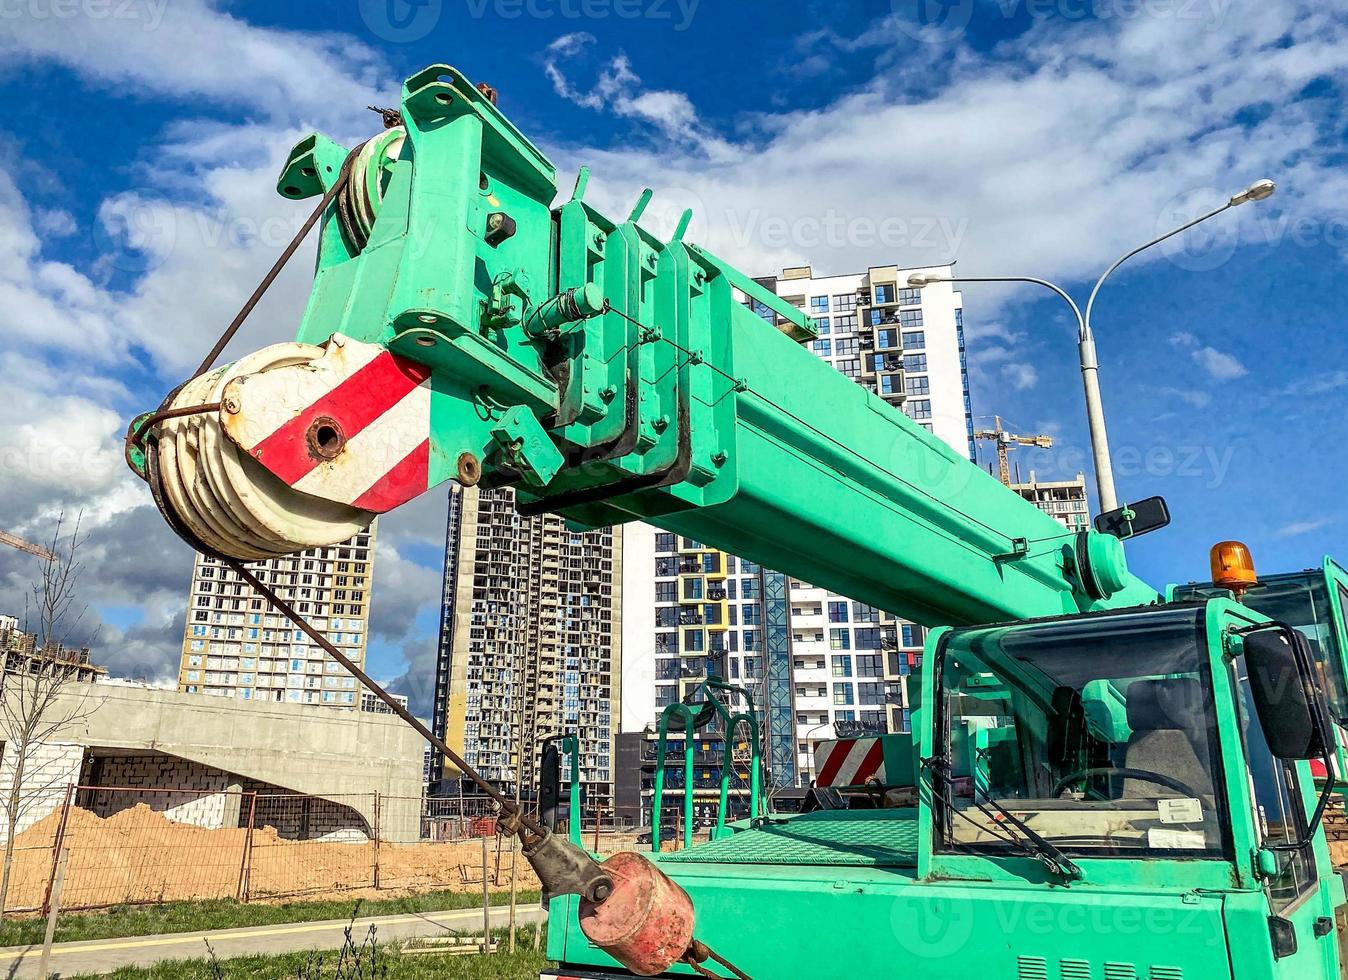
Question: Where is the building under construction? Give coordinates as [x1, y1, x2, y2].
[431, 486, 622, 809]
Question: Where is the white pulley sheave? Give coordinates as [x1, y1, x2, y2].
[150, 343, 375, 560]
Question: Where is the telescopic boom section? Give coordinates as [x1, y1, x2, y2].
[137, 64, 1156, 629]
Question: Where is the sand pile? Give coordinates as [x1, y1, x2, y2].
[1, 805, 541, 912]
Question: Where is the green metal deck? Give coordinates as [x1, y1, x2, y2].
[657, 809, 920, 867]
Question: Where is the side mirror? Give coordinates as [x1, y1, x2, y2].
[1094, 496, 1171, 540]
[1243, 626, 1329, 761]
[539, 742, 562, 831]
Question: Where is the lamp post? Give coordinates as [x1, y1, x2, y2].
[908, 179, 1275, 515]
[803, 721, 834, 786]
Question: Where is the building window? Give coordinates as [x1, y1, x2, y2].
[902, 330, 925, 349]
[656, 582, 677, 602]
[854, 629, 882, 651]
[903, 353, 928, 372]
[899, 309, 923, 328]
[873, 284, 895, 304]
[813, 339, 831, 356]
[810, 296, 829, 313]
[684, 630, 704, 652]
[833, 684, 855, 705]
[879, 375, 901, 396]
[655, 532, 676, 552]
[858, 682, 886, 705]
[834, 314, 857, 330]
[898, 287, 922, 305]
[829, 628, 851, 650]
[833, 294, 857, 312]
[906, 376, 930, 396]
[815, 317, 830, 335]
[876, 329, 899, 350]
[837, 358, 861, 379]
[834, 337, 859, 356]
[856, 653, 883, 676]
[827, 601, 848, 623]
[906, 400, 932, 420]
[831, 656, 852, 677]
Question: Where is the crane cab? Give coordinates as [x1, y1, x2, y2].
[1171, 557, 1348, 790]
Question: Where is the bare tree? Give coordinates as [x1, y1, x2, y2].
[0, 512, 102, 919]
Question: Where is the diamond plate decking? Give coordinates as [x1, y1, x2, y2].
[657, 808, 920, 867]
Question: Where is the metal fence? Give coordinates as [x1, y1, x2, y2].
[3, 785, 534, 914]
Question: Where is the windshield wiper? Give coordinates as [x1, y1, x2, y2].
[922, 755, 1082, 881]
[968, 784, 1082, 880]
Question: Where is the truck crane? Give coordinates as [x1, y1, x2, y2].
[125, 65, 1346, 979]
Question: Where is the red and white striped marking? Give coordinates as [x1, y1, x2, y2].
[220, 335, 434, 513]
[812, 738, 886, 788]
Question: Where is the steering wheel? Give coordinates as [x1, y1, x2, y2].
[1052, 767, 1203, 801]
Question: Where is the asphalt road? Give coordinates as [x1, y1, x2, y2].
[0, 904, 546, 978]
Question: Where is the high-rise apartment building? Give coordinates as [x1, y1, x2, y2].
[649, 537, 795, 792]
[1013, 471, 1090, 531]
[178, 524, 376, 706]
[431, 486, 622, 807]
[747, 264, 971, 783]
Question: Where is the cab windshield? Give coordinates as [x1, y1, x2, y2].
[936, 606, 1228, 858]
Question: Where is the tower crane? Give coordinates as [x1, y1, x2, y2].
[973, 415, 1054, 486]
[124, 64, 1346, 979]
[0, 530, 55, 562]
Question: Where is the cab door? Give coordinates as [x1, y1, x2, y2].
[1228, 624, 1341, 978]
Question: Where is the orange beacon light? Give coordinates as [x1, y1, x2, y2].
[1210, 540, 1258, 597]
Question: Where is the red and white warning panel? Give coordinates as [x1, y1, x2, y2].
[812, 738, 888, 788]
[220, 335, 434, 514]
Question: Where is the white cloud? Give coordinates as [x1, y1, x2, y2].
[1169, 331, 1247, 380]
[543, 32, 734, 158]
[1190, 345, 1248, 380]
[1001, 362, 1039, 390]
[1276, 517, 1334, 538]
[1158, 386, 1212, 409]
[0, 0, 394, 126]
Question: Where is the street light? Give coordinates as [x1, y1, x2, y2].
[908, 178, 1275, 514]
[802, 720, 834, 786]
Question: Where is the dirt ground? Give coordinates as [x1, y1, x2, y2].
[4, 805, 547, 912]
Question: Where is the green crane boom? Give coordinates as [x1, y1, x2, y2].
[134, 64, 1152, 627]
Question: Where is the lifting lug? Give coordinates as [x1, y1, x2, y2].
[520, 828, 613, 904]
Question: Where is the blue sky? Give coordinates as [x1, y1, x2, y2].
[0, 0, 1343, 714]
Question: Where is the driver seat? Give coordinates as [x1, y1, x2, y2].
[1121, 678, 1214, 799]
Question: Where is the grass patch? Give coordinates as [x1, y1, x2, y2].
[76, 926, 550, 979]
[0, 890, 542, 948]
